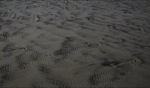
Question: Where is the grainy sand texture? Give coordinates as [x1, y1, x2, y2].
[0, 0, 150, 87]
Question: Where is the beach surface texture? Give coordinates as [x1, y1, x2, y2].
[0, 0, 150, 87]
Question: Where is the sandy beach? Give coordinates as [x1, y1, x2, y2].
[0, 0, 150, 87]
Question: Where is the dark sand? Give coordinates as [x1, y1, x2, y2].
[0, 0, 150, 87]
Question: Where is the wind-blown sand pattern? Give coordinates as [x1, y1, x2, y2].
[0, 0, 150, 87]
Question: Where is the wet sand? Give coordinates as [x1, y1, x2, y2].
[0, 0, 150, 87]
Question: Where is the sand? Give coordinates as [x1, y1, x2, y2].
[0, 0, 150, 87]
